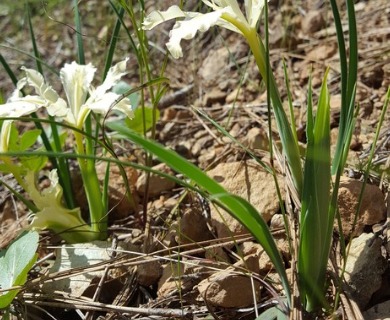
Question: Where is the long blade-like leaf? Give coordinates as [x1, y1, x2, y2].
[108, 122, 291, 306]
[331, 0, 358, 174]
[299, 70, 331, 311]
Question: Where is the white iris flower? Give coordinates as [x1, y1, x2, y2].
[142, 0, 265, 59]
[0, 58, 133, 151]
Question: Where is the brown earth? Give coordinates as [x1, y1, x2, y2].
[0, 0, 389, 319]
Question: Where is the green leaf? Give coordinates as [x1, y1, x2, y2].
[125, 107, 160, 134]
[299, 70, 331, 311]
[4, 126, 47, 171]
[6, 123, 19, 152]
[0, 231, 39, 309]
[112, 81, 139, 107]
[19, 129, 41, 151]
[107, 122, 291, 306]
[20, 153, 47, 171]
[330, 0, 357, 174]
[5, 125, 41, 152]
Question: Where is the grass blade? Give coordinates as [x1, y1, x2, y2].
[0, 54, 18, 86]
[73, 0, 85, 65]
[104, 2, 124, 79]
[330, 0, 358, 174]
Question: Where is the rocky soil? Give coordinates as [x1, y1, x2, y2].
[0, 0, 389, 319]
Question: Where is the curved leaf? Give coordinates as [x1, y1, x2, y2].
[108, 122, 291, 306]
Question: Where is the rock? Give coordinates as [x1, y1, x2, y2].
[330, 94, 342, 111]
[197, 270, 261, 308]
[306, 42, 337, 61]
[191, 135, 214, 157]
[337, 177, 386, 236]
[205, 246, 230, 263]
[199, 47, 229, 86]
[175, 140, 193, 158]
[207, 160, 284, 239]
[157, 263, 184, 297]
[136, 163, 176, 197]
[242, 127, 268, 150]
[175, 207, 213, 245]
[361, 66, 384, 89]
[73, 162, 138, 220]
[226, 87, 245, 103]
[158, 261, 211, 298]
[239, 241, 273, 272]
[162, 107, 177, 121]
[275, 236, 291, 261]
[270, 214, 285, 230]
[161, 223, 178, 248]
[198, 148, 216, 168]
[344, 233, 387, 308]
[266, 269, 293, 293]
[234, 253, 262, 274]
[301, 10, 326, 34]
[363, 300, 390, 320]
[137, 260, 162, 287]
[229, 122, 241, 138]
[175, 109, 192, 120]
[240, 241, 263, 256]
[203, 88, 227, 106]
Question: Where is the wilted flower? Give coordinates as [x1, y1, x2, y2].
[142, 0, 265, 58]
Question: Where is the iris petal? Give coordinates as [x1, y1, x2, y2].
[93, 58, 129, 99]
[60, 62, 96, 121]
[142, 5, 186, 30]
[167, 10, 227, 58]
[143, 0, 266, 59]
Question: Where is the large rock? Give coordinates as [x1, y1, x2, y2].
[337, 177, 386, 236]
[344, 233, 387, 308]
[207, 160, 284, 239]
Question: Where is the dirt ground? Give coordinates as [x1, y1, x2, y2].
[0, 0, 389, 319]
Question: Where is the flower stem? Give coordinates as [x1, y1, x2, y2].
[74, 131, 106, 240]
[220, 13, 303, 193]
[243, 28, 303, 194]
